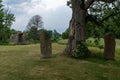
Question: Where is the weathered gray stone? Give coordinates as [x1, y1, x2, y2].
[40, 31, 52, 58]
[10, 33, 24, 44]
[104, 33, 116, 60]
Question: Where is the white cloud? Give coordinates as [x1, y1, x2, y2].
[11, 15, 29, 31]
[3, 0, 72, 33]
[40, 0, 67, 10]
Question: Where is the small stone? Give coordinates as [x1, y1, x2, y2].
[104, 33, 116, 60]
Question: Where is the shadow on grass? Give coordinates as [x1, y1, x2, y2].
[63, 50, 120, 68]
[86, 52, 106, 64]
[85, 51, 120, 67]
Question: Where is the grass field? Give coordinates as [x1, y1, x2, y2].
[0, 41, 120, 80]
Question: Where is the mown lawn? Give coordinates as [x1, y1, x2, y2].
[0, 42, 120, 80]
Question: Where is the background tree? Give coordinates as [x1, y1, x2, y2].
[51, 30, 61, 42]
[86, 0, 120, 38]
[11, 29, 21, 35]
[26, 15, 43, 43]
[0, 0, 15, 44]
[65, 0, 120, 54]
[62, 28, 69, 39]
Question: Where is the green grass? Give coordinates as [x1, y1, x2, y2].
[0, 42, 120, 80]
[57, 39, 68, 45]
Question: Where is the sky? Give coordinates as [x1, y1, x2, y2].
[3, 0, 72, 33]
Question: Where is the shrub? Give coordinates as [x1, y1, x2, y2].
[71, 41, 90, 59]
[57, 39, 68, 45]
[86, 39, 95, 47]
[0, 41, 10, 45]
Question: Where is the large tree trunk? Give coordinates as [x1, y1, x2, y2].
[64, 17, 75, 54]
[64, 0, 86, 54]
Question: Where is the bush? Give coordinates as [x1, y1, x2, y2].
[57, 39, 68, 45]
[86, 39, 95, 47]
[0, 41, 10, 45]
[62, 28, 69, 39]
[71, 41, 90, 59]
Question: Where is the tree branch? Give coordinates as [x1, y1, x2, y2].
[86, 15, 102, 26]
[99, 0, 115, 3]
[101, 11, 120, 22]
[85, 0, 95, 9]
[86, 10, 120, 26]
[85, 0, 115, 9]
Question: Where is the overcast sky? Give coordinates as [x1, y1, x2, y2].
[3, 0, 72, 33]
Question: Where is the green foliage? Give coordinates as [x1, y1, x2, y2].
[86, 22, 104, 39]
[71, 41, 90, 59]
[26, 26, 39, 43]
[11, 29, 21, 34]
[0, 43, 120, 80]
[26, 15, 43, 43]
[62, 28, 69, 39]
[86, 39, 95, 47]
[94, 38, 104, 52]
[57, 39, 68, 45]
[25, 28, 60, 43]
[51, 30, 61, 42]
[94, 38, 100, 46]
[103, 16, 120, 39]
[47, 30, 53, 38]
[86, 38, 104, 51]
[86, 1, 120, 39]
[0, 40, 9, 45]
[41, 29, 51, 38]
[0, 0, 15, 44]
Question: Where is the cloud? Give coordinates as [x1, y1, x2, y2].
[3, 0, 30, 5]
[40, 0, 67, 10]
[3, 0, 72, 33]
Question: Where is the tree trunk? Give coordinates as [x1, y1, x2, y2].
[64, 0, 86, 54]
[64, 17, 75, 54]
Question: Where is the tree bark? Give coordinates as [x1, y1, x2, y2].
[64, 0, 116, 55]
[64, 16, 75, 54]
[64, 0, 86, 54]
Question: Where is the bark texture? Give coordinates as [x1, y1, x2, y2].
[64, 0, 115, 55]
[40, 31, 52, 58]
[64, 0, 86, 54]
[104, 33, 116, 60]
[64, 17, 75, 54]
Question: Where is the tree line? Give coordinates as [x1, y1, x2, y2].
[10, 15, 61, 44]
[0, 0, 61, 45]
[0, 0, 120, 48]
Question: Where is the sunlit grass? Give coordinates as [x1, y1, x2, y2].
[57, 39, 68, 45]
[0, 42, 120, 80]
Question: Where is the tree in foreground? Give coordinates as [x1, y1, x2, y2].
[26, 15, 43, 43]
[64, 0, 120, 56]
[0, 0, 15, 44]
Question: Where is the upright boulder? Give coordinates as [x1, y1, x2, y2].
[40, 30, 52, 58]
[104, 33, 116, 60]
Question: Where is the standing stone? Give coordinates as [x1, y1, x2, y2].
[104, 33, 116, 60]
[40, 30, 52, 58]
[18, 33, 23, 43]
